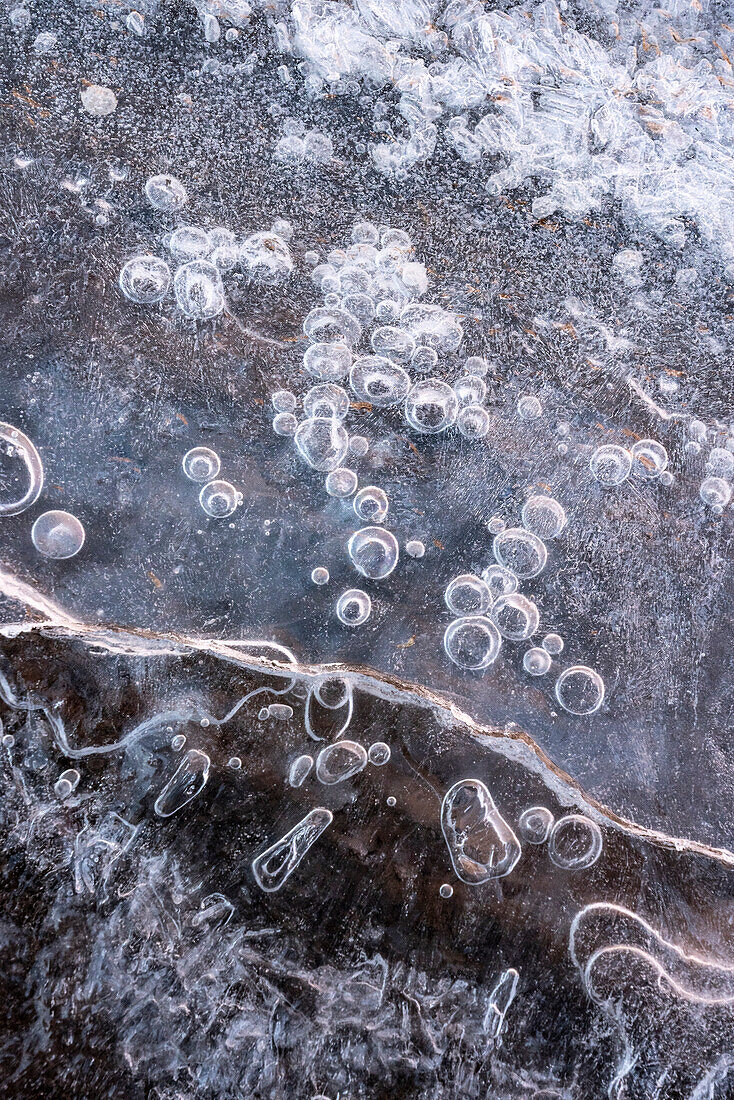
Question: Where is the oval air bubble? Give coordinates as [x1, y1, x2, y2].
[295, 416, 349, 472]
[445, 574, 491, 616]
[405, 379, 458, 434]
[348, 526, 399, 579]
[304, 306, 362, 346]
[154, 749, 210, 817]
[199, 480, 239, 518]
[288, 754, 314, 787]
[370, 325, 415, 363]
[548, 814, 603, 870]
[304, 383, 349, 420]
[0, 423, 44, 516]
[631, 438, 668, 480]
[169, 225, 211, 262]
[590, 444, 632, 486]
[316, 740, 368, 784]
[325, 467, 358, 498]
[336, 588, 371, 626]
[555, 665, 605, 715]
[491, 594, 539, 641]
[353, 486, 388, 523]
[182, 446, 221, 483]
[119, 255, 171, 304]
[493, 528, 547, 579]
[303, 342, 352, 381]
[252, 807, 333, 892]
[350, 355, 411, 407]
[542, 633, 564, 655]
[481, 564, 518, 602]
[700, 477, 731, 508]
[521, 495, 566, 539]
[31, 511, 85, 559]
[441, 779, 521, 883]
[145, 174, 187, 211]
[173, 260, 224, 319]
[444, 616, 502, 670]
[518, 805, 554, 844]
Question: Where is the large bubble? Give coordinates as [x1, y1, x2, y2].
[348, 526, 399, 579]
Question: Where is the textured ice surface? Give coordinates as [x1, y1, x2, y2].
[0, 0, 733, 1096]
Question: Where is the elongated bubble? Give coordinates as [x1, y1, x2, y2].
[0, 423, 44, 516]
[441, 779, 521, 883]
[154, 749, 210, 818]
[252, 807, 333, 892]
[316, 740, 368, 784]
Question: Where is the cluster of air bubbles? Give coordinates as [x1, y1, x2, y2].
[119, 180, 293, 317]
[54, 768, 81, 799]
[182, 446, 240, 518]
[274, 118, 333, 166]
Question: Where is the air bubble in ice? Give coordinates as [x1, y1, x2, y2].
[371, 325, 415, 363]
[145, 174, 187, 211]
[542, 633, 564, 655]
[54, 768, 80, 799]
[486, 516, 505, 536]
[401, 303, 463, 352]
[304, 306, 362, 346]
[325, 467, 358, 498]
[199, 480, 239, 518]
[182, 446, 221, 483]
[493, 528, 547, 579]
[439, 883, 454, 898]
[336, 588, 371, 625]
[349, 436, 368, 457]
[457, 405, 490, 439]
[631, 439, 668, 480]
[273, 413, 297, 437]
[518, 806, 554, 845]
[0, 423, 44, 516]
[517, 395, 542, 420]
[454, 375, 487, 406]
[311, 566, 329, 585]
[119, 255, 171, 304]
[304, 383, 349, 420]
[268, 704, 293, 721]
[81, 84, 117, 116]
[444, 616, 502, 670]
[252, 807, 333, 892]
[700, 477, 731, 508]
[171, 734, 186, 751]
[169, 225, 211, 262]
[174, 260, 224, 319]
[491, 594, 539, 641]
[353, 486, 388, 523]
[32, 510, 85, 559]
[316, 740, 368, 784]
[295, 417, 349, 472]
[441, 779, 521, 883]
[521, 495, 566, 539]
[348, 526, 398, 579]
[240, 231, 293, 284]
[406, 539, 425, 558]
[445, 574, 492, 616]
[555, 666, 605, 715]
[289, 754, 314, 787]
[303, 342, 352, 382]
[548, 814, 603, 870]
[350, 355, 411, 407]
[523, 647, 551, 675]
[411, 346, 438, 373]
[272, 390, 296, 413]
[590, 444, 632, 486]
[481, 564, 518, 602]
[368, 742, 390, 766]
[706, 447, 733, 480]
[154, 749, 210, 817]
[405, 379, 458, 434]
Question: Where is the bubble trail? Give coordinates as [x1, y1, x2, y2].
[252, 807, 333, 892]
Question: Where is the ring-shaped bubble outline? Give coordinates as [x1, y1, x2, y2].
[548, 813, 603, 870]
[0, 422, 44, 516]
[518, 805, 554, 845]
[555, 665, 605, 715]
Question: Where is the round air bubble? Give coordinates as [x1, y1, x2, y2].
[481, 564, 518, 602]
[350, 356, 410, 407]
[444, 574, 491, 616]
[31, 510, 85, 559]
[119, 255, 171, 304]
[311, 566, 329, 585]
[240, 231, 293, 284]
[454, 375, 486, 406]
[486, 516, 505, 535]
[325, 467, 358, 498]
[199, 480, 239, 518]
[706, 447, 734, 480]
[304, 383, 349, 420]
[303, 342, 352, 382]
[336, 588, 371, 626]
[272, 390, 296, 412]
[493, 528, 547, 579]
[405, 379, 458, 434]
[353, 486, 388, 523]
[169, 225, 210, 262]
[406, 539, 425, 558]
[521, 495, 566, 539]
[342, 293, 375, 324]
[491, 593, 539, 641]
[548, 814, 603, 870]
[590, 444, 632, 486]
[0, 423, 44, 516]
[555, 666, 605, 715]
[294, 417, 349, 472]
[518, 806, 554, 845]
[631, 438, 668, 480]
[81, 84, 117, 116]
[314, 676, 350, 709]
[517, 395, 542, 420]
[376, 299, 400, 323]
[338, 264, 371, 295]
[173, 260, 224, 319]
[371, 325, 415, 363]
[457, 405, 490, 439]
[700, 476, 730, 508]
[352, 220, 379, 245]
[401, 303, 463, 352]
[542, 633, 563, 655]
[145, 174, 187, 211]
[439, 883, 454, 898]
[349, 436, 368, 457]
[348, 526, 398, 579]
[273, 413, 297, 437]
[523, 647, 551, 675]
[368, 742, 390, 766]
[411, 346, 438, 373]
[304, 307, 361, 346]
[182, 446, 220, 483]
[443, 616, 502, 670]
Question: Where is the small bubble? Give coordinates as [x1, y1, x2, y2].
[523, 647, 551, 676]
[228, 756, 242, 769]
[311, 566, 330, 585]
[516, 394, 542, 420]
[119, 255, 171, 304]
[542, 632, 563, 655]
[386, 795, 397, 807]
[54, 768, 80, 799]
[439, 883, 454, 898]
[555, 665, 605, 715]
[304, 383, 350, 420]
[353, 485, 389, 523]
[2, 734, 15, 748]
[336, 588, 372, 626]
[445, 573, 492, 616]
[81, 84, 117, 117]
[481, 564, 518, 602]
[491, 593, 539, 641]
[457, 404, 490, 439]
[348, 526, 398, 579]
[631, 438, 668, 480]
[325, 467, 358, 498]
[700, 476, 731, 508]
[487, 515, 505, 535]
[199, 480, 239, 518]
[273, 412, 298, 437]
[268, 704, 293, 721]
[258, 707, 269, 720]
[171, 734, 186, 750]
[200, 717, 210, 727]
[444, 616, 502, 670]
[521, 495, 566, 539]
[590, 444, 632, 487]
[368, 742, 391, 765]
[169, 225, 211, 263]
[349, 435, 369, 457]
[182, 446, 221, 483]
[405, 539, 425, 559]
[145, 174, 187, 212]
